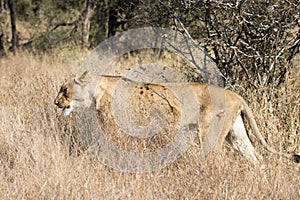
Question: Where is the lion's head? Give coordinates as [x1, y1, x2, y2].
[54, 71, 93, 115]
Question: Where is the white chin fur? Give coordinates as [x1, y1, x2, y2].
[63, 101, 74, 116]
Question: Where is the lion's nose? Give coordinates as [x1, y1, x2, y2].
[54, 100, 59, 106]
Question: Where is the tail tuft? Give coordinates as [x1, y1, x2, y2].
[292, 154, 300, 163]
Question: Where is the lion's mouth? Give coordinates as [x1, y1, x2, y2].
[63, 105, 71, 110]
[56, 104, 70, 110]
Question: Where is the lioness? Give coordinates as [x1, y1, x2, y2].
[54, 71, 300, 164]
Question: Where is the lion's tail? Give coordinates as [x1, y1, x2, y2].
[241, 100, 300, 163]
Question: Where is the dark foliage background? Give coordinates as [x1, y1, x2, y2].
[0, 0, 299, 90]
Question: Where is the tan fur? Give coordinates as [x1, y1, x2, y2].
[54, 71, 300, 164]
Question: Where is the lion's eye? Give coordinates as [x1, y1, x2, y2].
[61, 87, 67, 94]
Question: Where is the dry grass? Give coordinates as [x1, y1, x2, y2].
[0, 50, 299, 199]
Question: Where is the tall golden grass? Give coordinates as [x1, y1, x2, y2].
[0, 50, 299, 199]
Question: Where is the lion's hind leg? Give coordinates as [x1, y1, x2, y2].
[226, 115, 260, 164]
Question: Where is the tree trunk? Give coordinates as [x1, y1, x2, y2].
[8, 0, 17, 53]
[0, 33, 5, 57]
[107, 7, 117, 37]
[104, 0, 110, 38]
[0, 0, 6, 56]
[34, 0, 44, 24]
[104, 0, 117, 38]
[0, 0, 6, 14]
[82, 0, 95, 47]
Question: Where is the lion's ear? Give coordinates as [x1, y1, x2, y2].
[64, 74, 76, 86]
[70, 74, 76, 81]
[80, 71, 89, 79]
[75, 71, 91, 85]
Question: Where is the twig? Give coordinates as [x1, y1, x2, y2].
[51, 20, 78, 32]
[156, 0, 203, 50]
